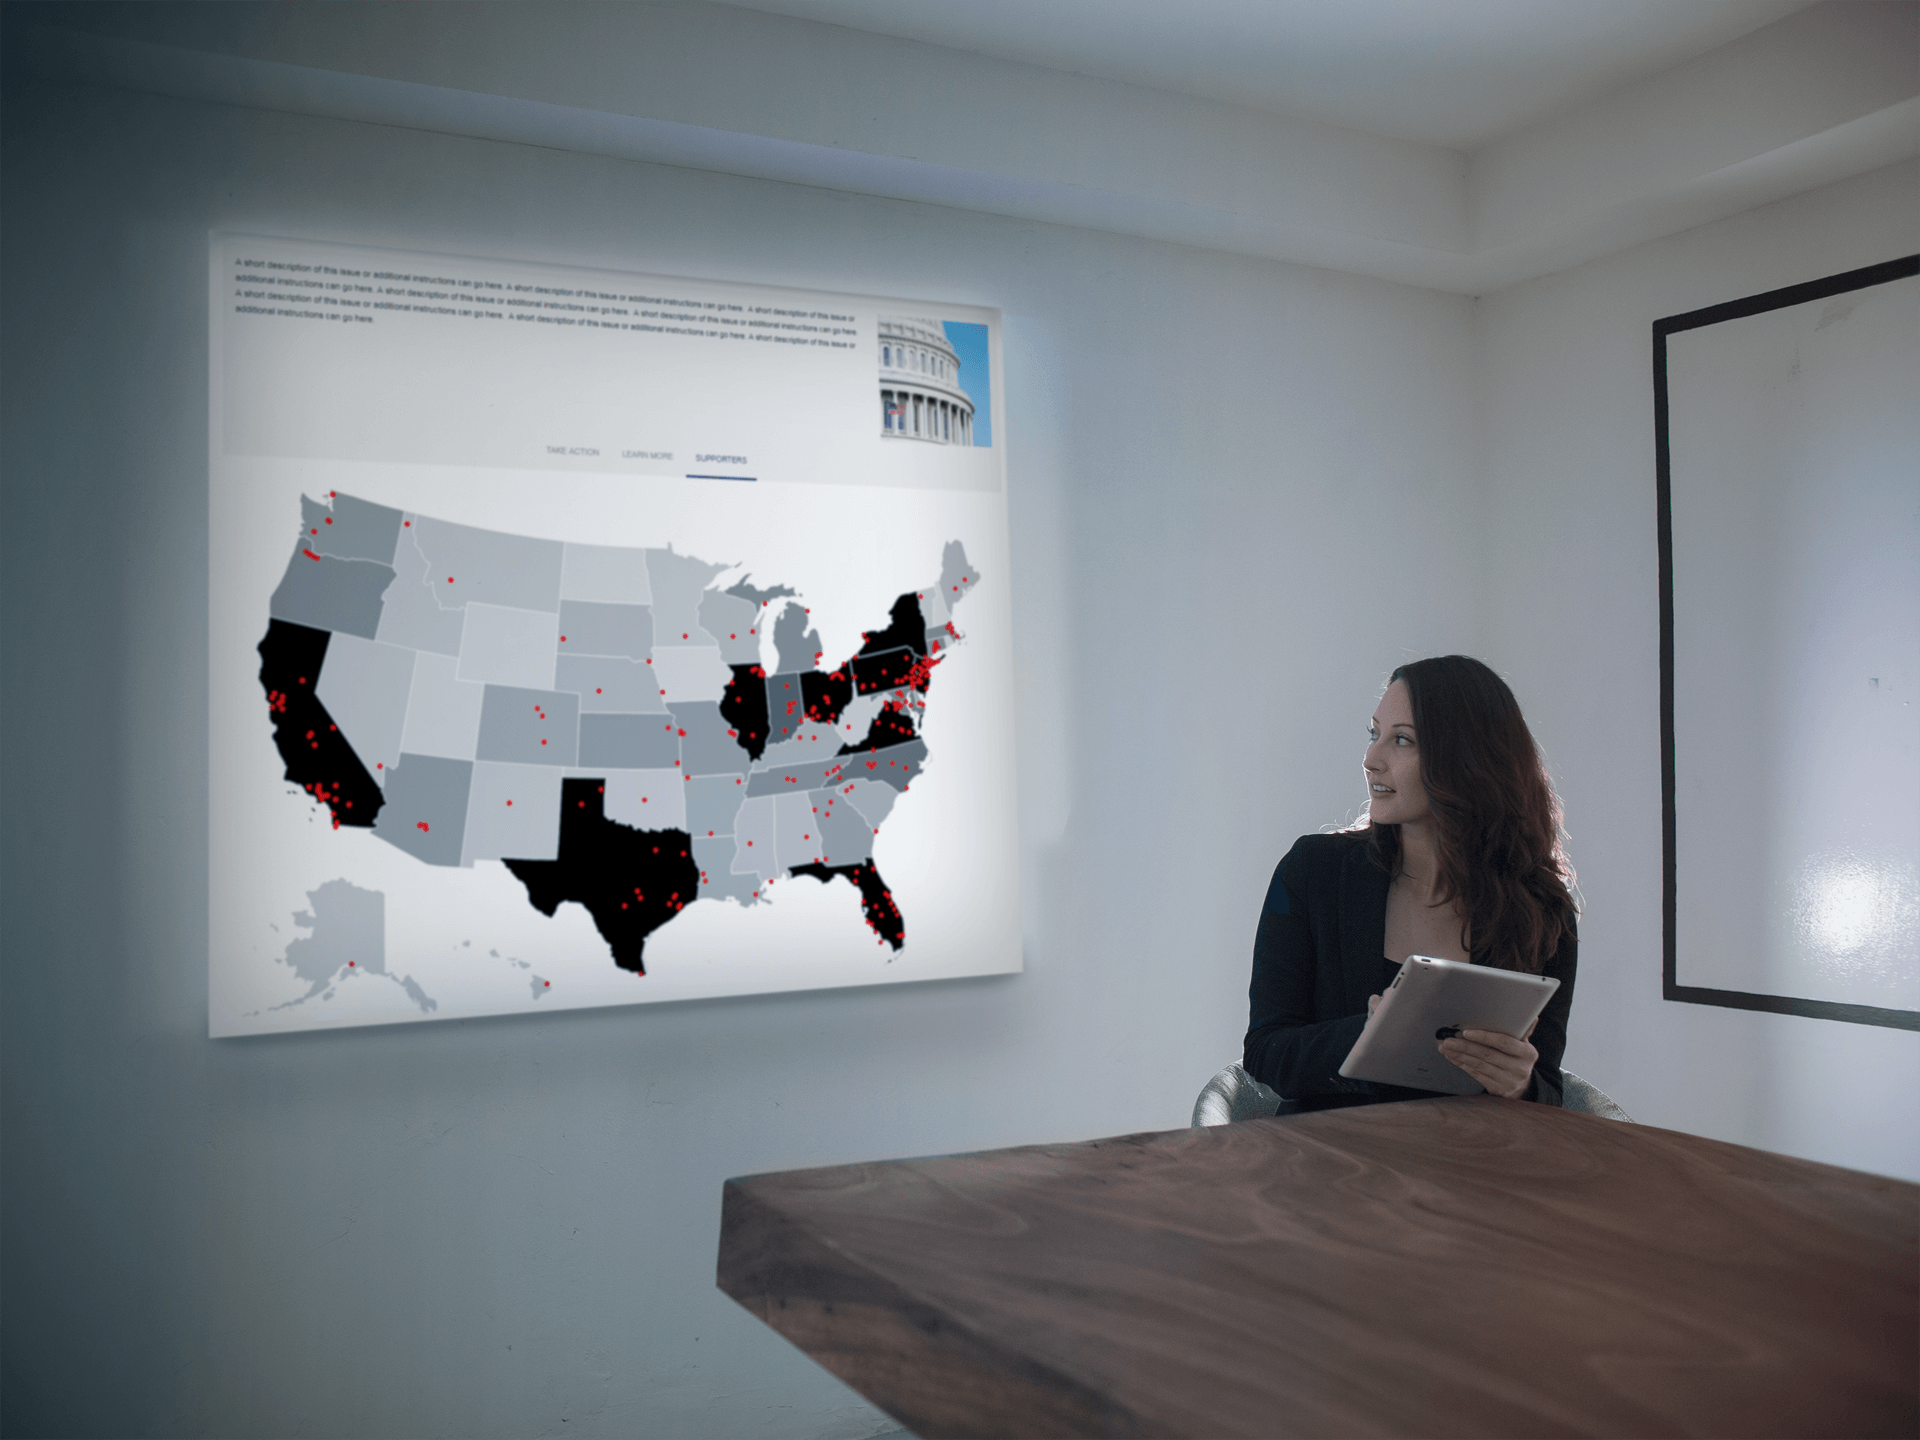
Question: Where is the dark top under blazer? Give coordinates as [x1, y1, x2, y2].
[1243, 831, 1576, 1107]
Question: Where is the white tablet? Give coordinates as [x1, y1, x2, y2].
[1338, 955, 1559, 1094]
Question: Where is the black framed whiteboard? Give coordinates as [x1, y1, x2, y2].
[1656, 255, 1919, 1031]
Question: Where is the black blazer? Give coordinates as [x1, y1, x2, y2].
[1243, 831, 1575, 1107]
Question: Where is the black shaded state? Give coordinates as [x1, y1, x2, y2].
[852, 647, 917, 695]
[725, 577, 796, 608]
[801, 667, 853, 726]
[838, 704, 917, 755]
[789, 861, 905, 951]
[258, 619, 384, 829]
[858, 594, 928, 658]
[503, 779, 698, 975]
[719, 665, 770, 761]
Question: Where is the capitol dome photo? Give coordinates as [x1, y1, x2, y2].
[879, 316, 975, 446]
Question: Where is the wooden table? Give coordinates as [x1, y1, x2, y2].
[718, 1096, 1918, 1438]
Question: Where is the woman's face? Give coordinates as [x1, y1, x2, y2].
[1365, 680, 1430, 826]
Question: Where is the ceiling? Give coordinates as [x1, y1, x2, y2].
[728, 0, 1818, 151]
[16, 0, 1913, 293]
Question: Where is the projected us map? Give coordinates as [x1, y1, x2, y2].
[208, 234, 1019, 1035]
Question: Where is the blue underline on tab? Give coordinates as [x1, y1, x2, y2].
[686, 474, 757, 482]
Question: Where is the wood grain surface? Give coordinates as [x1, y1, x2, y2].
[717, 1096, 1918, 1439]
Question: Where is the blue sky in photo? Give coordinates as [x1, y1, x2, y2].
[943, 321, 991, 446]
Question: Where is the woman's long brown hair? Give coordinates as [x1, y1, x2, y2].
[1366, 656, 1577, 973]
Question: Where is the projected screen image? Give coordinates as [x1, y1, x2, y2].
[1659, 257, 1919, 1029]
[208, 234, 1020, 1037]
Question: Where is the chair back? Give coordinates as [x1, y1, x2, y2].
[1560, 1070, 1634, 1122]
[1191, 1063, 1283, 1126]
[1193, 1063, 1634, 1125]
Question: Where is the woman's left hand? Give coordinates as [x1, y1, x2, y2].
[1439, 1027, 1537, 1100]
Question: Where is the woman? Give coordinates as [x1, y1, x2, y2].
[1243, 656, 1578, 1110]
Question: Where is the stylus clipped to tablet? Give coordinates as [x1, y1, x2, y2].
[1339, 955, 1559, 1094]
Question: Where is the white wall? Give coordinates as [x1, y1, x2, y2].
[1476, 158, 1920, 1180]
[0, 69, 1482, 1438]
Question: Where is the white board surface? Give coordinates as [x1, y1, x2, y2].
[1667, 271, 1918, 1017]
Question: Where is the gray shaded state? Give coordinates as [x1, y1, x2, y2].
[455, 603, 558, 691]
[462, 761, 563, 864]
[557, 600, 652, 659]
[649, 645, 729, 703]
[645, 545, 729, 644]
[746, 754, 853, 798]
[926, 626, 959, 655]
[269, 547, 396, 641]
[774, 790, 824, 870]
[376, 527, 464, 656]
[694, 834, 759, 904]
[918, 581, 950, 628]
[760, 724, 854, 766]
[731, 795, 778, 880]
[372, 753, 474, 867]
[686, 773, 748, 838]
[725, 576, 794, 608]
[475, 685, 579, 767]
[671, 701, 753, 777]
[697, 590, 761, 666]
[842, 778, 899, 831]
[579, 713, 680, 769]
[316, 634, 417, 779]
[939, 540, 980, 605]
[301, 492, 404, 565]
[277, 878, 385, 999]
[555, 654, 668, 714]
[398, 652, 484, 760]
[560, 540, 650, 605]
[412, 514, 564, 614]
[600, 768, 686, 829]
[811, 787, 875, 867]
[772, 601, 823, 674]
[845, 739, 929, 792]
[271, 879, 435, 1015]
[765, 671, 807, 747]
